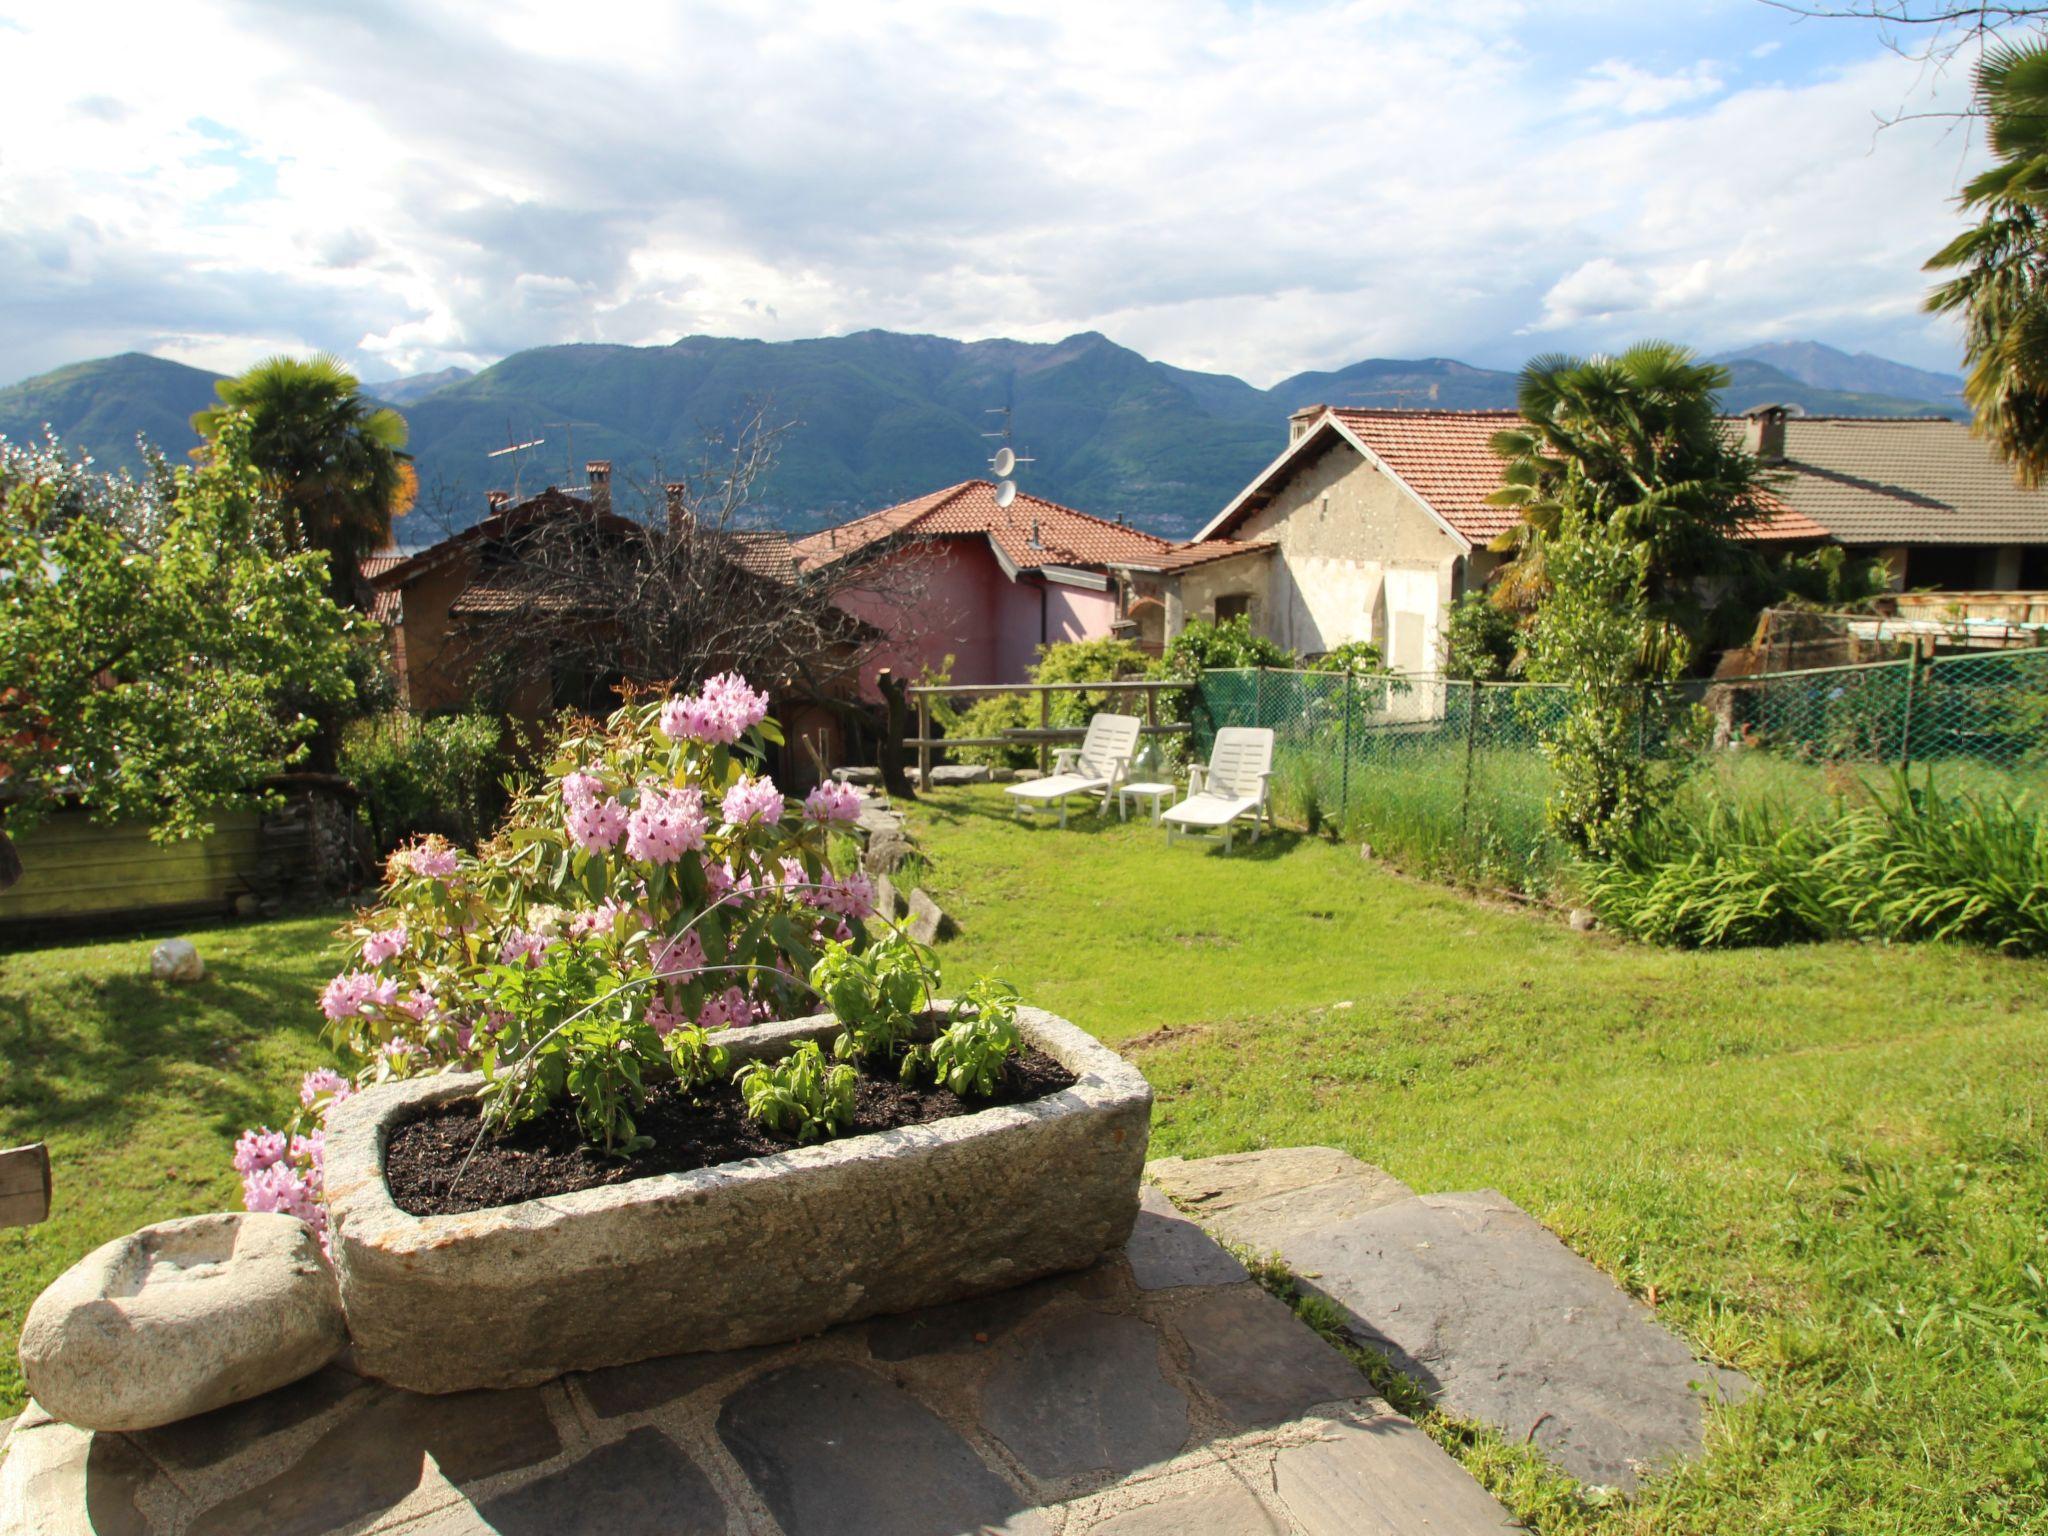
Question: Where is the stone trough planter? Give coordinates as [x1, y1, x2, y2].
[322, 1005, 1151, 1394]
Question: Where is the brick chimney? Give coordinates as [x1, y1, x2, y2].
[486, 489, 511, 512]
[1289, 404, 1328, 444]
[585, 460, 612, 510]
[1743, 405, 1788, 464]
[665, 482, 692, 536]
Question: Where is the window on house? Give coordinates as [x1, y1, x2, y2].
[1214, 593, 1251, 624]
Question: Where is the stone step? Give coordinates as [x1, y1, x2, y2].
[1151, 1151, 1751, 1492]
[0, 1179, 1521, 1535]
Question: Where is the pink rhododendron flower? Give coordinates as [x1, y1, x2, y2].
[320, 970, 400, 1021]
[645, 988, 688, 1038]
[394, 838, 460, 880]
[816, 870, 876, 920]
[803, 780, 862, 823]
[361, 922, 408, 966]
[233, 1128, 288, 1174]
[697, 986, 755, 1030]
[299, 1069, 352, 1109]
[625, 783, 709, 864]
[650, 928, 706, 979]
[721, 774, 784, 827]
[499, 928, 552, 967]
[400, 986, 440, 1022]
[659, 672, 771, 745]
[565, 792, 627, 852]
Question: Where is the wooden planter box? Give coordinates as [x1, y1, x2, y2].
[322, 1006, 1151, 1394]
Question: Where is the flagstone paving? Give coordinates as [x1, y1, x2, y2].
[0, 1192, 1518, 1535]
[1154, 1148, 1752, 1492]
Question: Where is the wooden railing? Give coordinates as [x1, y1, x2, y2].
[901, 679, 1189, 779]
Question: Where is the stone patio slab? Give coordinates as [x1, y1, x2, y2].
[1158, 1150, 1750, 1492]
[2, 1160, 1520, 1535]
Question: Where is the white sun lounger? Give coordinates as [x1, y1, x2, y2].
[1004, 713, 1142, 828]
[1162, 727, 1275, 852]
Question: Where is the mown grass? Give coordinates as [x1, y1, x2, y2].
[0, 915, 346, 1412]
[915, 785, 2048, 1533]
[1, 790, 2044, 1535]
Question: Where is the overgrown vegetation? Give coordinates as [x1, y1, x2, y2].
[339, 711, 510, 855]
[1588, 771, 2048, 954]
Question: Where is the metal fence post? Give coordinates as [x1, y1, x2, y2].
[1461, 680, 1481, 837]
[1340, 671, 1354, 825]
[1900, 641, 1924, 771]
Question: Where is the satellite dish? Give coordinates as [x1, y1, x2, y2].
[995, 479, 1017, 508]
[991, 446, 1017, 477]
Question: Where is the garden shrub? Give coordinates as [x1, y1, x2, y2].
[340, 710, 510, 854]
[948, 692, 1036, 768]
[1031, 636, 1155, 728]
[1441, 593, 1519, 681]
[237, 674, 877, 1227]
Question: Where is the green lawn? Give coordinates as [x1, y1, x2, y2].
[918, 787, 2048, 1534]
[2, 791, 2045, 1534]
[0, 916, 345, 1412]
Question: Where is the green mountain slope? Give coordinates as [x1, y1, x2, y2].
[2, 337, 1973, 540]
[0, 353, 221, 470]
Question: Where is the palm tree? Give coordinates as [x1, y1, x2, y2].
[1484, 342, 1767, 643]
[193, 354, 414, 603]
[1926, 39, 2048, 486]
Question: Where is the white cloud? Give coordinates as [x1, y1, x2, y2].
[1566, 59, 1724, 117]
[0, 0, 1982, 386]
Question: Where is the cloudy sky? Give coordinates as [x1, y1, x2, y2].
[0, 0, 1994, 388]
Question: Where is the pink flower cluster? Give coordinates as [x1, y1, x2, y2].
[361, 922, 408, 966]
[814, 870, 877, 920]
[393, 838, 460, 880]
[499, 928, 553, 968]
[562, 770, 628, 853]
[298, 1068, 352, 1108]
[697, 986, 755, 1030]
[650, 928, 706, 979]
[626, 784, 709, 864]
[721, 774, 784, 827]
[659, 672, 772, 746]
[320, 970, 399, 1022]
[803, 779, 862, 823]
[645, 988, 688, 1038]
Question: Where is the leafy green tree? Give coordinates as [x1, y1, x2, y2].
[1306, 639, 1395, 674]
[1522, 507, 1682, 854]
[0, 416, 357, 847]
[1926, 39, 2048, 485]
[193, 354, 413, 602]
[1030, 636, 1154, 728]
[1485, 341, 1768, 659]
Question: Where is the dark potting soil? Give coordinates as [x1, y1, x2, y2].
[384, 1046, 1080, 1216]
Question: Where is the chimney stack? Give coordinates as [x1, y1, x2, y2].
[585, 460, 612, 510]
[665, 482, 692, 536]
[486, 489, 511, 512]
[1289, 404, 1327, 444]
[1743, 405, 1788, 464]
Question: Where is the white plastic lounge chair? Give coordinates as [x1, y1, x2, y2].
[1004, 713, 1142, 828]
[1162, 727, 1275, 852]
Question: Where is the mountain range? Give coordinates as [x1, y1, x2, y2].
[0, 334, 1969, 541]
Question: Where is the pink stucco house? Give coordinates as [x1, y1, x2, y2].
[793, 480, 1256, 693]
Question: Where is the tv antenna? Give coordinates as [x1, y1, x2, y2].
[486, 422, 547, 499]
[983, 407, 1034, 508]
[542, 421, 600, 489]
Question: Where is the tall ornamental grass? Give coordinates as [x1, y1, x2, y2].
[1587, 773, 2048, 954]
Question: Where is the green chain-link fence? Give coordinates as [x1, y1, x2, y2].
[1196, 647, 2048, 893]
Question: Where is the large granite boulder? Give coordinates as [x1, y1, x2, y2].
[18, 1212, 345, 1431]
[325, 1006, 1152, 1394]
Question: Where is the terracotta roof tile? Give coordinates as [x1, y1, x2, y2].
[1145, 539, 1275, 571]
[795, 481, 1171, 572]
[1223, 408, 1824, 546]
